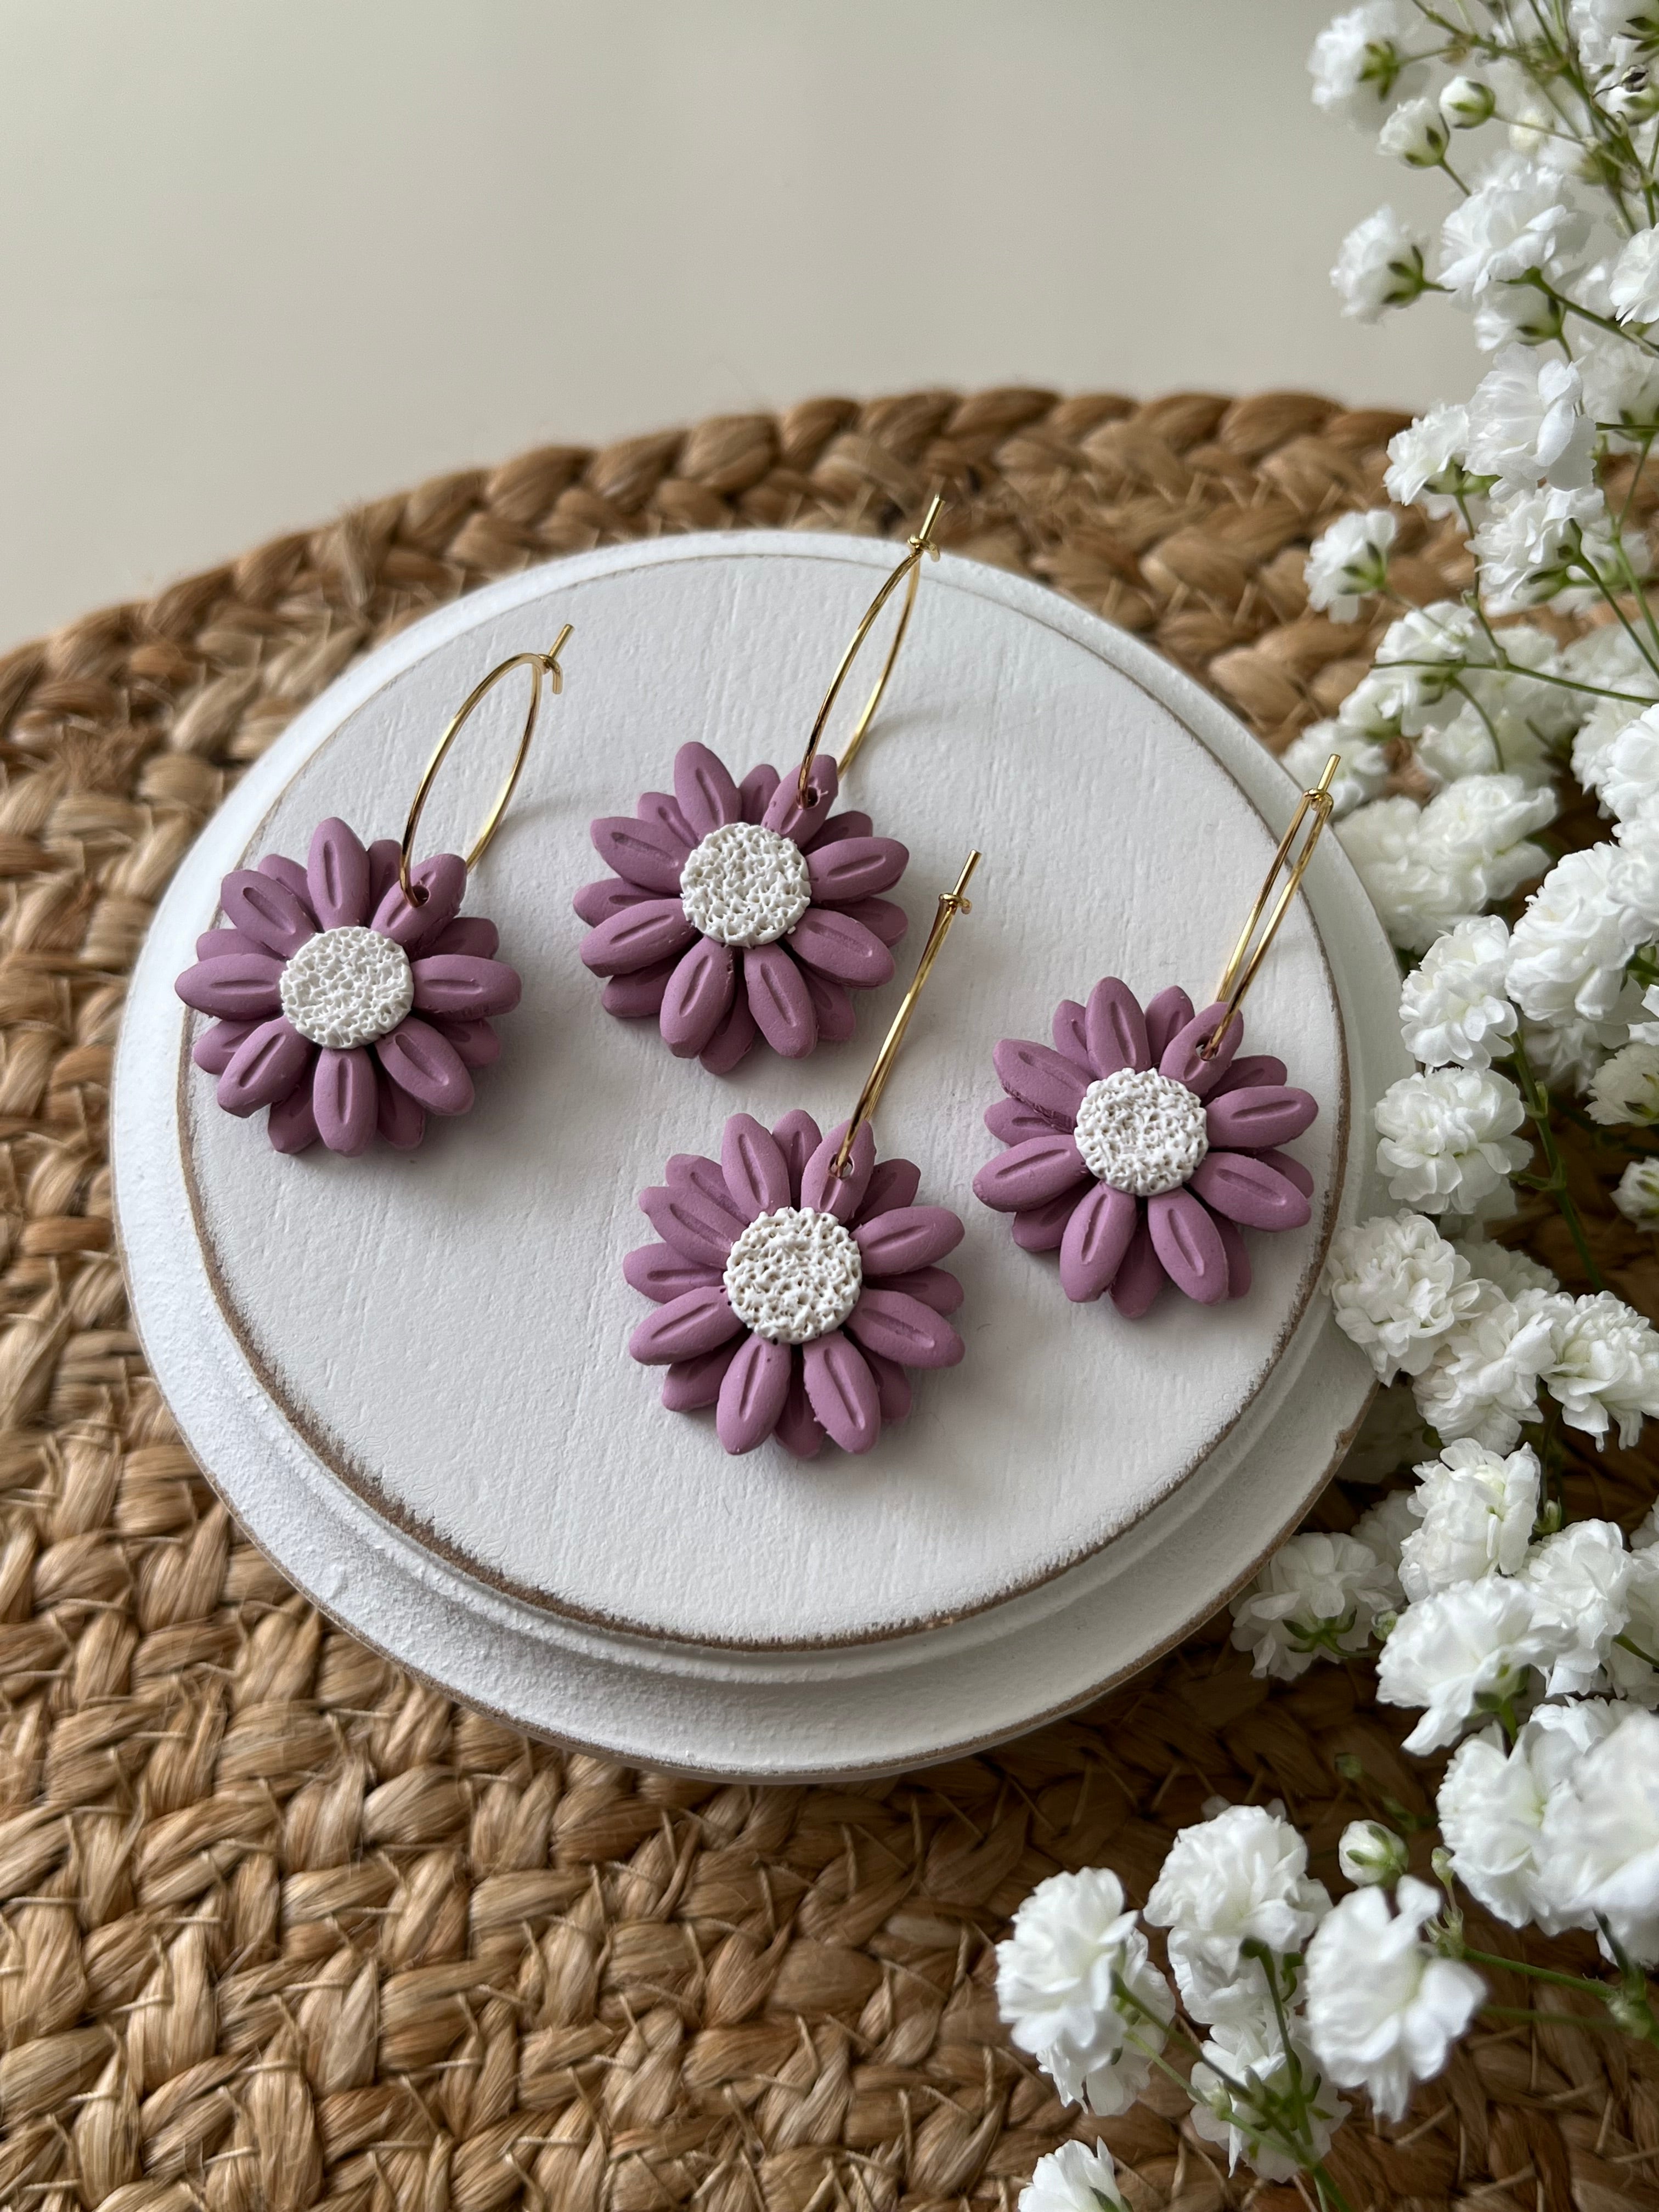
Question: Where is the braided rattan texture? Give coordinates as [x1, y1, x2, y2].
[1, 387, 1656, 2212]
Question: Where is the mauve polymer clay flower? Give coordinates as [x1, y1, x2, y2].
[575, 743, 909, 1071]
[973, 978, 1318, 1314]
[174, 819, 521, 1155]
[627, 1110, 964, 1456]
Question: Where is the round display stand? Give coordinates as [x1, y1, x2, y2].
[112, 533, 1404, 1779]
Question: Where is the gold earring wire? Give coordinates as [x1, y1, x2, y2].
[1200, 753, 1339, 1059]
[795, 494, 944, 807]
[399, 625, 574, 902]
[830, 849, 981, 1179]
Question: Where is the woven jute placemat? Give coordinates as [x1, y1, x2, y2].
[1, 387, 1656, 2212]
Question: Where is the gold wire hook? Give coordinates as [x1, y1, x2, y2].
[398, 625, 573, 902]
[830, 849, 980, 1179]
[1200, 754, 1339, 1059]
[795, 493, 944, 808]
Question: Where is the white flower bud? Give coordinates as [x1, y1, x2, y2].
[1339, 1818, 1409, 1886]
[1615, 1158, 1659, 1231]
[1380, 95, 1449, 166]
[1439, 75, 1496, 128]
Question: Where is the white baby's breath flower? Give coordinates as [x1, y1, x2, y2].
[1579, 326, 1659, 447]
[1323, 1211, 1481, 1381]
[1614, 1156, 1659, 1227]
[1616, 815, 1659, 938]
[1438, 152, 1591, 300]
[1536, 1704, 1659, 1965]
[1191, 2016, 1347, 2182]
[1539, 1290, 1659, 1448]
[1374, 1066, 1530, 1215]
[1415, 700, 1554, 793]
[1020, 2140, 1126, 2212]
[1146, 1804, 1331, 2025]
[1521, 1519, 1634, 1694]
[1385, 403, 1475, 514]
[1606, 1548, 1659, 1703]
[1229, 1533, 1395, 1680]
[1507, 844, 1645, 1024]
[1400, 918, 1517, 1069]
[1310, 3, 1425, 122]
[1410, 1279, 1556, 1451]
[1380, 95, 1448, 165]
[1453, 1234, 1558, 1300]
[1339, 797, 1472, 949]
[1440, 74, 1496, 128]
[1370, 600, 1484, 731]
[1612, 222, 1659, 324]
[1437, 1700, 1622, 1931]
[996, 1868, 1173, 2113]
[1522, 1007, 1635, 1093]
[1588, 1039, 1659, 1124]
[1600, 706, 1659, 821]
[1304, 1877, 1483, 2121]
[1472, 483, 1621, 611]
[1306, 509, 1397, 620]
[1351, 1488, 1418, 1601]
[1278, 725, 1389, 818]
[1417, 774, 1556, 906]
[1398, 1440, 1541, 1601]
[1332, 206, 1432, 319]
[1378, 1573, 1563, 1752]
[1575, 696, 1649, 805]
[1339, 1819, 1409, 1886]
[1465, 347, 1595, 491]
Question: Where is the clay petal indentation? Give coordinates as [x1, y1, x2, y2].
[1206, 1085, 1317, 1152]
[662, 1341, 740, 1413]
[716, 1335, 793, 1453]
[1058, 1182, 1138, 1304]
[629, 1285, 743, 1365]
[268, 1081, 320, 1155]
[624, 1244, 721, 1304]
[745, 943, 818, 1058]
[801, 968, 856, 1045]
[761, 758, 838, 846]
[1052, 1000, 1093, 1073]
[1209, 1052, 1288, 1097]
[429, 916, 500, 960]
[1143, 985, 1194, 1064]
[661, 937, 735, 1058]
[366, 839, 402, 914]
[771, 1110, 822, 1202]
[739, 763, 781, 824]
[372, 853, 467, 952]
[857, 1158, 922, 1221]
[411, 955, 522, 1018]
[1110, 1218, 1167, 1317]
[580, 899, 697, 977]
[1148, 1188, 1229, 1304]
[721, 1113, 792, 1221]
[994, 1039, 1089, 1125]
[1086, 978, 1150, 1079]
[855, 1205, 964, 1275]
[1188, 1151, 1311, 1231]
[806, 836, 908, 904]
[800, 1121, 875, 1223]
[881, 1266, 964, 1315]
[590, 815, 688, 896]
[192, 1019, 256, 1075]
[803, 1331, 881, 1453]
[847, 1287, 963, 1369]
[674, 742, 742, 837]
[639, 1185, 738, 1270]
[640, 791, 697, 847]
[787, 909, 894, 989]
[258, 854, 317, 914]
[973, 1133, 1087, 1212]
[985, 1096, 1068, 1144]
[573, 877, 651, 927]
[375, 1017, 475, 1116]
[433, 1018, 499, 1069]
[810, 810, 874, 848]
[603, 957, 677, 1020]
[701, 988, 758, 1075]
[667, 1154, 746, 1244]
[1160, 1002, 1243, 1096]
[375, 1068, 425, 1151]
[176, 952, 284, 1020]
[218, 1018, 312, 1118]
[307, 819, 371, 930]
[313, 1046, 377, 1156]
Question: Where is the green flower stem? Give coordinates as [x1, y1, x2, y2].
[1616, 1630, 1659, 1668]
[1481, 2005, 1626, 2028]
[1458, 1945, 1622, 1996]
[1510, 1032, 1608, 1293]
[1371, 657, 1652, 708]
[1566, 552, 1659, 682]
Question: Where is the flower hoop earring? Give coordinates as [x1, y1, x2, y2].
[625, 851, 980, 1457]
[975, 759, 1338, 1317]
[175, 630, 571, 1156]
[576, 498, 945, 1073]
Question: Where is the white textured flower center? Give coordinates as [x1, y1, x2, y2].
[723, 1206, 862, 1346]
[1075, 1068, 1209, 1197]
[680, 821, 812, 948]
[279, 925, 414, 1049]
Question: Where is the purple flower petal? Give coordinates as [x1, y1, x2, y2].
[1188, 1151, 1310, 1231]
[624, 1244, 722, 1303]
[667, 1153, 746, 1244]
[376, 1068, 426, 1151]
[196, 928, 263, 961]
[806, 836, 908, 904]
[745, 943, 819, 1058]
[674, 742, 742, 837]
[218, 1018, 312, 1118]
[775, 1364, 825, 1459]
[1058, 1183, 1138, 1303]
[855, 1205, 964, 1275]
[803, 1331, 880, 1453]
[433, 1017, 500, 1069]
[1206, 1085, 1317, 1152]
[268, 1081, 320, 1154]
[366, 839, 402, 915]
[1257, 1147, 1314, 1198]
[590, 815, 687, 897]
[787, 908, 893, 989]
[313, 1046, 377, 1156]
[1213, 1211, 1251, 1299]
[881, 1265, 963, 1316]
[574, 877, 651, 927]
[1086, 978, 1150, 1079]
[258, 853, 317, 914]
[700, 989, 759, 1075]
[800, 1121, 874, 1223]
[639, 1184, 738, 1270]
[373, 853, 467, 953]
[176, 952, 284, 1020]
[716, 1335, 793, 1453]
[1148, 1188, 1229, 1305]
[993, 1040, 1088, 1126]
[763, 758, 838, 846]
[810, 810, 875, 849]
[629, 1285, 743, 1365]
[1052, 1001, 1093, 1074]
[192, 1018, 257, 1075]
[1209, 1052, 1288, 1097]
[375, 1017, 475, 1117]
[1143, 985, 1194, 1064]
[740, 763, 781, 823]
[839, 896, 908, 949]
[1160, 1001, 1244, 1096]
[580, 898, 697, 977]
[219, 870, 315, 961]
[603, 957, 678, 1019]
[412, 954, 522, 1019]
[771, 1111, 821, 1202]
[985, 1096, 1067, 1144]
[307, 819, 371, 929]
[429, 916, 499, 960]
[973, 1133, 1087, 1212]
[640, 791, 697, 848]
[661, 938, 736, 1058]
[862, 1346, 912, 1424]
[801, 968, 856, 1045]
[721, 1113, 792, 1221]
[663, 1341, 740, 1413]
[1012, 1190, 1087, 1251]
[1110, 1218, 1167, 1317]
[857, 1158, 921, 1222]
[847, 1287, 963, 1369]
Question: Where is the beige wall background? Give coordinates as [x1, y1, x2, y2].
[0, 0, 1479, 651]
